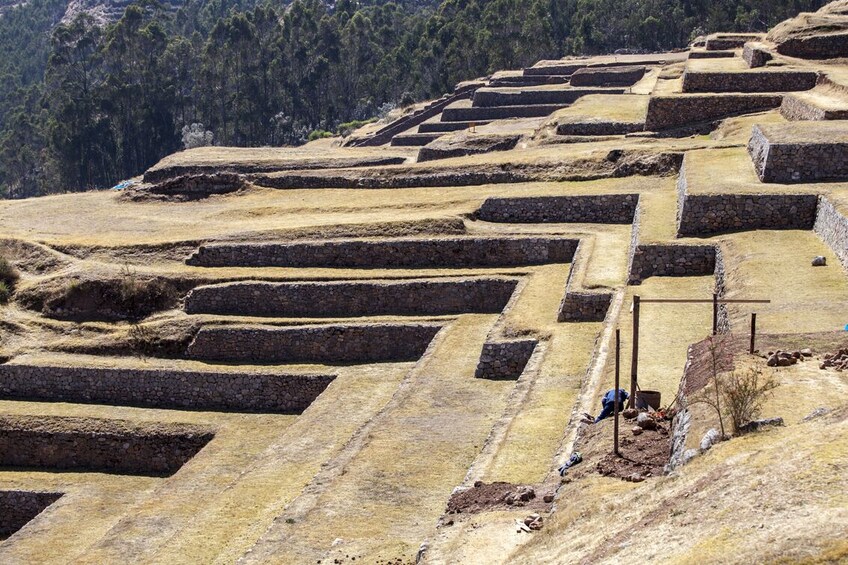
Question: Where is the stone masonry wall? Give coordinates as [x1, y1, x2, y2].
[682, 71, 818, 93]
[473, 88, 622, 107]
[441, 104, 568, 121]
[475, 340, 537, 379]
[780, 94, 848, 121]
[556, 121, 644, 135]
[677, 193, 818, 236]
[474, 195, 638, 224]
[814, 196, 848, 271]
[645, 94, 783, 130]
[742, 43, 773, 68]
[776, 33, 848, 60]
[558, 292, 613, 322]
[569, 66, 646, 87]
[677, 153, 820, 236]
[0, 491, 63, 539]
[749, 124, 848, 182]
[185, 278, 518, 318]
[0, 364, 334, 413]
[186, 237, 578, 268]
[0, 415, 214, 476]
[628, 244, 717, 285]
[186, 323, 442, 364]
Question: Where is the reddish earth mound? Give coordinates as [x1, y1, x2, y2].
[445, 482, 553, 514]
[595, 424, 671, 482]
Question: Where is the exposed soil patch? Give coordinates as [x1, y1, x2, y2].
[445, 482, 553, 515]
[595, 426, 671, 482]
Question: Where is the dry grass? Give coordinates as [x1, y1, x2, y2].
[553, 94, 650, 124]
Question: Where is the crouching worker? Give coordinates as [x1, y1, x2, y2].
[582, 388, 629, 424]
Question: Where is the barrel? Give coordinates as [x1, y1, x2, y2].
[635, 390, 662, 410]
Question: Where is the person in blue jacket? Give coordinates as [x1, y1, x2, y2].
[590, 388, 630, 423]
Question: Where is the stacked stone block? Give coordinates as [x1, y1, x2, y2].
[748, 123, 848, 182]
[474, 195, 638, 224]
[814, 196, 848, 270]
[186, 237, 578, 269]
[475, 340, 537, 380]
[645, 94, 783, 130]
[0, 363, 335, 413]
[558, 292, 613, 322]
[682, 70, 817, 93]
[628, 244, 717, 285]
[742, 43, 773, 68]
[569, 66, 646, 87]
[0, 491, 63, 539]
[185, 278, 518, 318]
[186, 323, 442, 364]
[780, 93, 848, 121]
[0, 416, 214, 476]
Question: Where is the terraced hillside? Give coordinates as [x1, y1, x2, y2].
[1, 3, 848, 564]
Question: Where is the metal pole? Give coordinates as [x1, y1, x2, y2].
[614, 328, 621, 456]
[750, 313, 757, 354]
[629, 296, 640, 409]
[712, 293, 718, 335]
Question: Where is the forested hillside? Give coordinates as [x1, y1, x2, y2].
[0, 0, 828, 198]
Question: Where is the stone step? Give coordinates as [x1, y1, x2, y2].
[749, 121, 848, 183]
[417, 120, 491, 133]
[441, 103, 567, 122]
[488, 75, 569, 87]
[0, 357, 335, 413]
[389, 132, 442, 146]
[0, 415, 214, 476]
[570, 65, 645, 87]
[682, 69, 818, 93]
[472, 87, 623, 108]
[185, 323, 443, 364]
[780, 88, 848, 120]
[184, 277, 519, 318]
[186, 236, 578, 269]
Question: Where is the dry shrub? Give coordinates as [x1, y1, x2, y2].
[722, 366, 779, 434]
[0, 257, 19, 303]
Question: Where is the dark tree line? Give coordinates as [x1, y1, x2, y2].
[0, 0, 828, 198]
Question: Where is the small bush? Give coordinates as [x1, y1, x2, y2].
[0, 281, 11, 304]
[722, 366, 779, 434]
[337, 118, 375, 137]
[307, 129, 333, 142]
[0, 257, 19, 303]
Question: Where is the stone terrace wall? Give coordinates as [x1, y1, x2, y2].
[0, 416, 214, 476]
[475, 195, 638, 224]
[186, 323, 442, 364]
[780, 94, 848, 121]
[186, 278, 518, 318]
[749, 124, 848, 182]
[0, 491, 63, 539]
[776, 33, 848, 60]
[682, 71, 818, 93]
[569, 66, 646, 87]
[742, 43, 773, 68]
[645, 94, 783, 130]
[815, 196, 848, 270]
[556, 121, 644, 135]
[0, 364, 334, 413]
[475, 340, 537, 379]
[558, 292, 613, 322]
[688, 50, 735, 59]
[676, 158, 819, 235]
[677, 193, 818, 236]
[186, 237, 578, 269]
[472, 88, 625, 107]
[628, 244, 717, 284]
[441, 104, 567, 122]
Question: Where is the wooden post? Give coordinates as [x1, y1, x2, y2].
[629, 295, 640, 408]
[614, 328, 621, 456]
[712, 293, 718, 335]
[750, 313, 757, 354]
